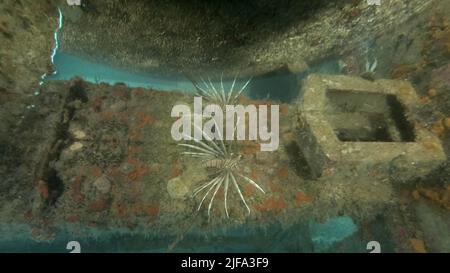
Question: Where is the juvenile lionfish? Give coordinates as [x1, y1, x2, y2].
[179, 75, 265, 218]
[180, 129, 265, 218]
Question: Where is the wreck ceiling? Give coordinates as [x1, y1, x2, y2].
[59, 0, 433, 77]
[0, 0, 435, 94]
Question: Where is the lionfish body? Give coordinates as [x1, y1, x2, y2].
[202, 157, 240, 171]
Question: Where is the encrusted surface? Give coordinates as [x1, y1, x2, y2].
[298, 74, 446, 180]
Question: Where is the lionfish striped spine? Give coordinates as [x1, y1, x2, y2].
[192, 74, 252, 106]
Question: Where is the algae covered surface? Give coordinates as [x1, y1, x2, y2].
[0, 0, 449, 252]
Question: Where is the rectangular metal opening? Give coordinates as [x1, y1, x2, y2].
[325, 89, 416, 142]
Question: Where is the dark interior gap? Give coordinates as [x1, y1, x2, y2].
[325, 89, 416, 143]
[248, 66, 299, 102]
[42, 80, 88, 207]
[387, 95, 416, 142]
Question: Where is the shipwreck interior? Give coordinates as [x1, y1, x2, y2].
[0, 0, 449, 253]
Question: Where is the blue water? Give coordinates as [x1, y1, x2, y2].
[47, 52, 197, 92]
[1, 217, 358, 253]
[310, 216, 358, 252]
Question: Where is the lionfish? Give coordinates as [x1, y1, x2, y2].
[180, 74, 265, 218]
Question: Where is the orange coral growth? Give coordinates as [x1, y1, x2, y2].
[37, 180, 49, 200]
[136, 112, 155, 128]
[127, 156, 139, 166]
[280, 104, 290, 114]
[323, 167, 334, 177]
[250, 169, 259, 180]
[108, 166, 123, 178]
[295, 192, 313, 207]
[147, 206, 160, 217]
[277, 167, 289, 179]
[71, 176, 84, 203]
[431, 120, 445, 137]
[65, 215, 80, 223]
[413, 187, 450, 210]
[89, 199, 109, 212]
[91, 166, 103, 178]
[127, 161, 149, 182]
[215, 188, 225, 199]
[411, 190, 421, 200]
[169, 163, 182, 179]
[242, 184, 255, 197]
[391, 64, 417, 79]
[112, 86, 129, 100]
[132, 88, 145, 96]
[255, 196, 286, 211]
[410, 238, 427, 253]
[444, 117, 450, 129]
[238, 96, 251, 104]
[427, 88, 437, 98]
[414, 122, 426, 131]
[398, 86, 411, 97]
[241, 142, 260, 155]
[422, 139, 440, 152]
